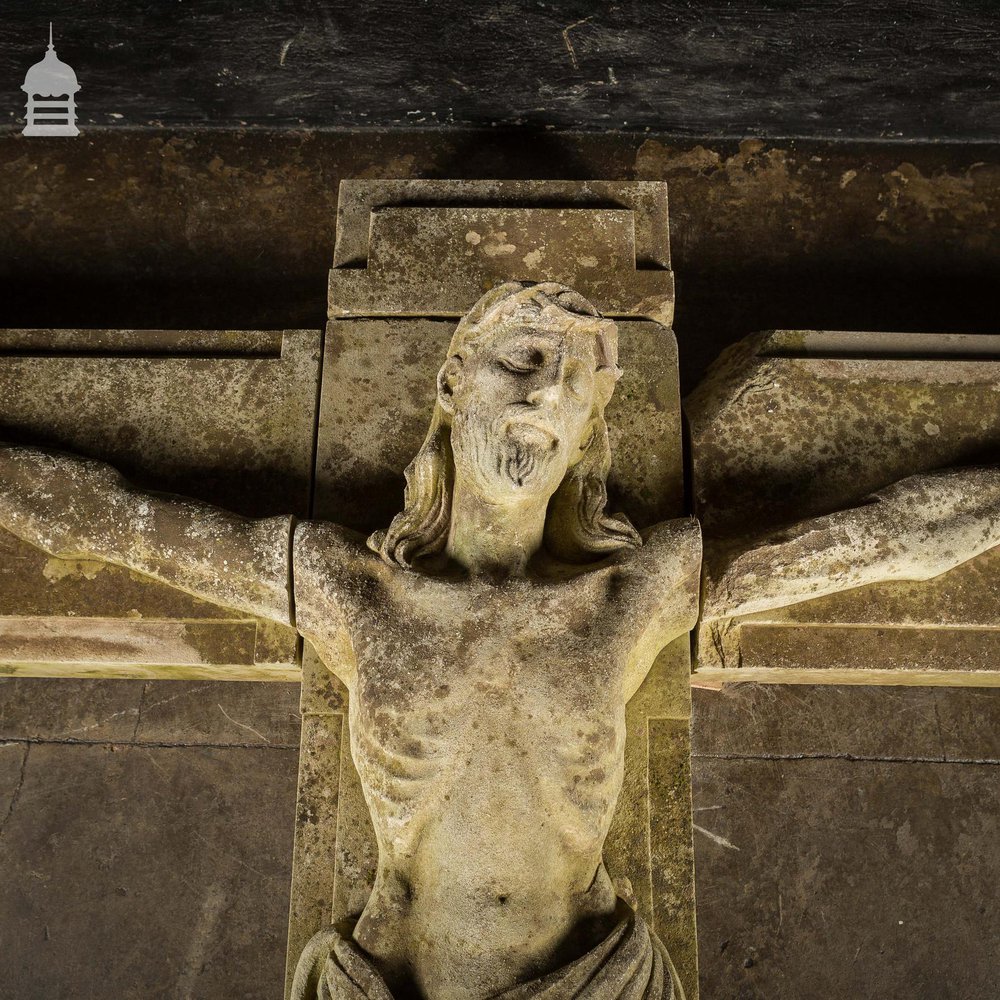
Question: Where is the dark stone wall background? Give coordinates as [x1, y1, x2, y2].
[0, 1, 998, 138]
[1, 129, 999, 998]
[3, 679, 998, 999]
[2, 131, 999, 394]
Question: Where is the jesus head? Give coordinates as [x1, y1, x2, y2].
[368, 282, 641, 572]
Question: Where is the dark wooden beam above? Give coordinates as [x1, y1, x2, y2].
[0, 1, 997, 139]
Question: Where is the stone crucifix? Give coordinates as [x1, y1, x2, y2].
[2, 282, 999, 1000]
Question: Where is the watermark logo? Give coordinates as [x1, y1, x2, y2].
[22, 23, 80, 137]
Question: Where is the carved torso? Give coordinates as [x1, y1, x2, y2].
[292, 519, 701, 998]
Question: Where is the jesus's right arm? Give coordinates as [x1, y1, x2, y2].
[0, 444, 294, 626]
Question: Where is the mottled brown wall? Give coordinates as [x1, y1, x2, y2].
[2, 131, 998, 394]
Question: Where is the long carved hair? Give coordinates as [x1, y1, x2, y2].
[367, 282, 642, 568]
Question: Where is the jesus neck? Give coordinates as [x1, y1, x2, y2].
[445, 469, 552, 577]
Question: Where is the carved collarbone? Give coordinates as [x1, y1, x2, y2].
[292, 516, 702, 699]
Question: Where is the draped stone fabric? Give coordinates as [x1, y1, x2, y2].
[290, 924, 395, 1000]
[290, 907, 681, 1000]
[495, 908, 681, 1000]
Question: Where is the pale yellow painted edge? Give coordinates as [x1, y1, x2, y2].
[0, 660, 302, 682]
[692, 667, 1000, 690]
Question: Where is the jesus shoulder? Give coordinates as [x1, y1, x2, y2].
[292, 519, 390, 686]
[603, 517, 703, 700]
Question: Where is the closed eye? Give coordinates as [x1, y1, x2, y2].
[500, 358, 535, 373]
[499, 348, 545, 373]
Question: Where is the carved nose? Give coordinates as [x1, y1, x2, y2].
[526, 381, 562, 408]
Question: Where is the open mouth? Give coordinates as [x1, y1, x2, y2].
[503, 406, 560, 444]
[505, 416, 559, 447]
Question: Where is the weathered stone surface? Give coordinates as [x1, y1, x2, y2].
[0, 739, 29, 826]
[333, 181, 672, 271]
[0, 328, 321, 516]
[687, 330, 1000, 540]
[284, 647, 346, 995]
[0, 741, 298, 1000]
[4, 133, 999, 397]
[692, 683, 1000, 996]
[316, 318, 683, 532]
[692, 681, 1000, 765]
[329, 207, 674, 323]
[0, 451, 299, 680]
[0, 677, 148, 744]
[3, 680, 999, 998]
[0, 328, 321, 680]
[696, 471, 1000, 679]
[0, 272, 697, 995]
[291, 180, 695, 995]
[687, 330, 1000, 681]
[935, 686, 1000, 763]
[0, 676, 301, 746]
[648, 715, 697, 992]
[692, 756, 1000, 999]
[1, 131, 999, 997]
[134, 679, 301, 746]
[291, 640, 699, 1000]
[692, 682, 948, 761]
[327, 701, 375, 926]
[329, 180, 673, 324]
[293, 281, 698, 1000]
[284, 182, 695, 998]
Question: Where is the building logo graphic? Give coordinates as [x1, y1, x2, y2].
[21, 24, 80, 137]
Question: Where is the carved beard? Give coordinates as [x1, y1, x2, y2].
[493, 420, 560, 489]
[455, 410, 562, 493]
[498, 439, 539, 488]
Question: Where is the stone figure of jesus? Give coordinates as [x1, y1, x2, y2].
[1, 282, 999, 1000]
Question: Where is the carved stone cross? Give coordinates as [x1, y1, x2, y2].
[1, 181, 998, 1000]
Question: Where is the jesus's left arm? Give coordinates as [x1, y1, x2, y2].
[701, 466, 1000, 626]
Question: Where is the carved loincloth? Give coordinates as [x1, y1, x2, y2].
[290, 922, 394, 1000]
[290, 906, 682, 1000]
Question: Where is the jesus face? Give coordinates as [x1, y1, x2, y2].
[438, 323, 600, 503]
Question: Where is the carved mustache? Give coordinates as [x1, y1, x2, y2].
[478, 408, 562, 489]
